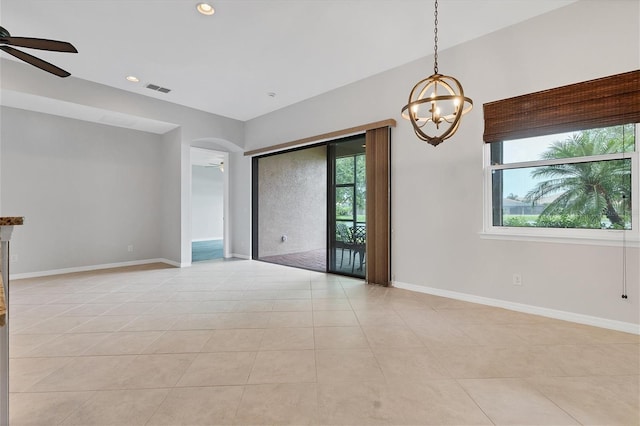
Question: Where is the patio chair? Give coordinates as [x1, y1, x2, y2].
[335, 222, 353, 268]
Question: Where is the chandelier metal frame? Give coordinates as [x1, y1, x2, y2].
[401, 0, 473, 146]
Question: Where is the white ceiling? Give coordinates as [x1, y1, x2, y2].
[1, 0, 576, 122]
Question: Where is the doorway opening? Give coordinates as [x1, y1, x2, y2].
[190, 147, 228, 262]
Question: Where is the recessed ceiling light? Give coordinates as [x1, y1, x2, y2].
[126, 75, 140, 83]
[196, 3, 215, 15]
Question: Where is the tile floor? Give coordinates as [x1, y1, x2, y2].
[6, 260, 640, 425]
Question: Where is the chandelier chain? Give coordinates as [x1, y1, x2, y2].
[433, 0, 439, 74]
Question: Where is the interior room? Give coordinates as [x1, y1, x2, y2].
[0, 0, 638, 424]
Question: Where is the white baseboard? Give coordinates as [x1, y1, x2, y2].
[393, 280, 640, 335]
[10, 258, 181, 280]
[231, 253, 251, 260]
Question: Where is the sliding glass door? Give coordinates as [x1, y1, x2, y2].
[328, 135, 366, 277]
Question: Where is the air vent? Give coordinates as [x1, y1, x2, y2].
[146, 83, 171, 94]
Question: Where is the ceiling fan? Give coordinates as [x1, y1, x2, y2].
[205, 162, 224, 172]
[0, 26, 77, 78]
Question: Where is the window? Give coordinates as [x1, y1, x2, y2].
[488, 124, 636, 233]
[483, 71, 640, 244]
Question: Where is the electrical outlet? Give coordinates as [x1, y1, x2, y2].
[127, 245, 134, 252]
[512, 273, 522, 286]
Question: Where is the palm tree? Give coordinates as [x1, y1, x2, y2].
[524, 125, 633, 229]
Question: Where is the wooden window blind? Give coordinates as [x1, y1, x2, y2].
[483, 70, 640, 143]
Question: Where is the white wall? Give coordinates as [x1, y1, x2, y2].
[1, 59, 245, 267]
[243, 0, 640, 327]
[191, 165, 224, 241]
[0, 107, 164, 274]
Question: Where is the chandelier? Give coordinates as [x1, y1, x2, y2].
[401, 0, 473, 146]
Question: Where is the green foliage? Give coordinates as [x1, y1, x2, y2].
[535, 214, 593, 228]
[503, 216, 532, 227]
[335, 153, 366, 220]
[524, 125, 633, 229]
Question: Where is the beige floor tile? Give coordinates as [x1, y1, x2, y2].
[311, 288, 347, 299]
[272, 299, 313, 311]
[216, 312, 271, 328]
[409, 321, 478, 347]
[25, 332, 111, 357]
[60, 389, 170, 425]
[458, 323, 530, 346]
[29, 355, 137, 391]
[248, 350, 316, 384]
[362, 325, 423, 348]
[312, 298, 352, 311]
[202, 328, 265, 352]
[119, 314, 180, 331]
[317, 382, 404, 425]
[9, 333, 61, 357]
[170, 313, 222, 330]
[241, 290, 281, 300]
[386, 380, 494, 425]
[388, 297, 433, 310]
[10, 357, 73, 392]
[52, 293, 103, 304]
[430, 344, 568, 378]
[542, 343, 640, 376]
[436, 307, 542, 325]
[191, 300, 239, 313]
[177, 351, 256, 386]
[267, 311, 313, 327]
[170, 291, 220, 301]
[130, 290, 177, 302]
[393, 308, 448, 326]
[354, 309, 406, 326]
[260, 327, 315, 350]
[82, 331, 163, 355]
[314, 326, 370, 349]
[316, 349, 384, 383]
[68, 315, 137, 332]
[277, 289, 312, 299]
[9, 391, 95, 426]
[16, 316, 94, 334]
[18, 303, 77, 317]
[106, 353, 196, 389]
[142, 330, 212, 354]
[102, 302, 159, 315]
[234, 383, 319, 425]
[313, 310, 358, 327]
[89, 292, 137, 304]
[63, 303, 118, 316]
[529, 375, 640, 425]
[459, 378, 579, 425]
[374, 347, 450, 382]
[8, 261, 639, 426]
[233, 300, 275, 312]
[147, 386, 244, 425]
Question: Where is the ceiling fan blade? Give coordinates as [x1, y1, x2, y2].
[0, 36, 77, 53]
[0, 46, 71, 77]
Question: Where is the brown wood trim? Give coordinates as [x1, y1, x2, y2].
[483, 70, 640, 143]
[365, 127, 391, 287]
[0, 217, 24, 226]
[244, 119, 396, 156]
